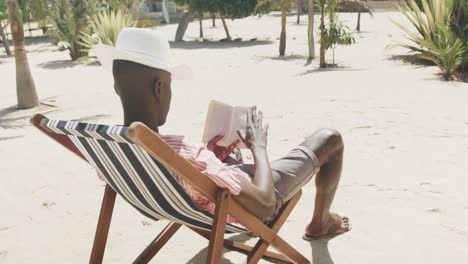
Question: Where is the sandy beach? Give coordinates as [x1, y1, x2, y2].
[1, 11, 468, 263]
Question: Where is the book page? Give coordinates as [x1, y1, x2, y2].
[227, 106, 250, 148]
[201, 100, 233, 146]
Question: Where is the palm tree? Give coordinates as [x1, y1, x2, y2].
[318, 0, 326, 67]
[199, 13, 204, 38]
[7, 0, 39, 109]
[335, 0, 371, 32]
[307, 0, 315, 61]
[175, 11, 195, 42]
[296, 0, 303, 24]
[279, 0, 289, 56]
[220, 16, 232, 40]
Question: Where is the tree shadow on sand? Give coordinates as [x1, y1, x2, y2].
[24, 35, 52, 46]
[298, 65, 367, 76]
[308, 238, 335, 264]
[254, 54, 309, 62]
[170, 40, 273, 50]
[0, 103, 59, 130]
[37, 60, 81, 69]
[387, 54, 434, 67]
[0, 103, 59, 141]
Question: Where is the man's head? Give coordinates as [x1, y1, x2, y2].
[91, 28, 191, 131]
[113, 60, 172, 130]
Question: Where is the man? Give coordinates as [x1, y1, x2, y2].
[92, 28, 350, 240]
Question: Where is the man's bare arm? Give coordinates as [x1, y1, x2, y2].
[233, 107, 277, 219]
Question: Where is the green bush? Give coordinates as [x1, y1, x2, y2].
[80, 9, 136, 53]
[392, 0, 467, 80]
[48, 0, 96, 60]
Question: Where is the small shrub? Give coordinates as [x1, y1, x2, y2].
[80, 9, 136, 52]
[392, 0, 467, 80]
[49, 0, 95, 60]
[322, 20, 355, 65]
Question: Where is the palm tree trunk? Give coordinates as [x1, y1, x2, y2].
[220, 16, 231, 40]
[296, 0, 301, 24]
[319, 6, 326, 68]
[212, 14, 216, 27]
[307, 0, 315, 60]
[175, 11, 194, 42]
[199, 15, 203, 39]
[0, 22, 12, 55]
[8, 0, 39, 109]
[279, 2, 287, 56]
[356, 11, 361, 32]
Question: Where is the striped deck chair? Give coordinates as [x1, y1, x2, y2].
[31, 114, 310, 264]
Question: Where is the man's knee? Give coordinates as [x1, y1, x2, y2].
[303, 128, 344, 157]
[317, 128, 344, 151]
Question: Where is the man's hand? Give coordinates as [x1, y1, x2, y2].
[207, 134, 239, 161]
[237, 106, 269, 152]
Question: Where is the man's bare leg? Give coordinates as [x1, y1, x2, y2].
[301, 128, 349, 238]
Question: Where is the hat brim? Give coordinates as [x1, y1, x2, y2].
[91, 44, 192, 80]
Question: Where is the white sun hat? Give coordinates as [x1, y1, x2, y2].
[91, 27, 192, 80]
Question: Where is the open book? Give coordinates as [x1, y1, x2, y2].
[202, 100, 250, 148]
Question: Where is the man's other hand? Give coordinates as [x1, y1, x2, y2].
[237, 106, 269, 152]
[207, 134, 239, 161]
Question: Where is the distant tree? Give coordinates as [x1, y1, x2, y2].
[7, 0, 39, 109]
[174, 10, 194, 41]
[296, 0, 303, 24]
[107, 0, 143, 16]
[335, 0, 371, 32]
[279, 0, 291, 56]
[198, 12, 203, 38]
[256, 0, 291, 56]
[173, 0, 258, 41]
[30, 0, 53, 33]
[0, 0, 12, 55]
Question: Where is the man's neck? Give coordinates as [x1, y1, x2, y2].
[123, 112, 159, 133]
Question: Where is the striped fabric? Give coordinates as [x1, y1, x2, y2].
[41, 119, 247, 233]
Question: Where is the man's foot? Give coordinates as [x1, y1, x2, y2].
[302, 213, 351, 241]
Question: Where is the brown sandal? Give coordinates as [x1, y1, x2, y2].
[302, 214, 351, 241]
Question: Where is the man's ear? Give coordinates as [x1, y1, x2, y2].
[152, 77, 162, 101]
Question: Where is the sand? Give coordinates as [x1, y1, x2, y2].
[0, 11, 467, 264]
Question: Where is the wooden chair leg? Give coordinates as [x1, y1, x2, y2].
[89, 185, 117, 264]
[206, 190, 230, 264]
[133, 222, 182, 264]
[248, 191, 303, 264]
[189, 227, 292, 263]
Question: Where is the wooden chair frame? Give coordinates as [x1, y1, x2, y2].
[31, 114, 310, 264]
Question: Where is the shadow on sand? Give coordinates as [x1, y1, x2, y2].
[0, 103, 59, 130]
[185, 233, 251, 264]
[298, 65, 367, 76]
[387, 54, 434, 66]
[37, 60, 80, 70]
[170, 40, 273, 50]
[186, 232, 336, 264]
[24, 35, 52, 46]
[308, 238, 335, 264]
[255, 54, 309, 63]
